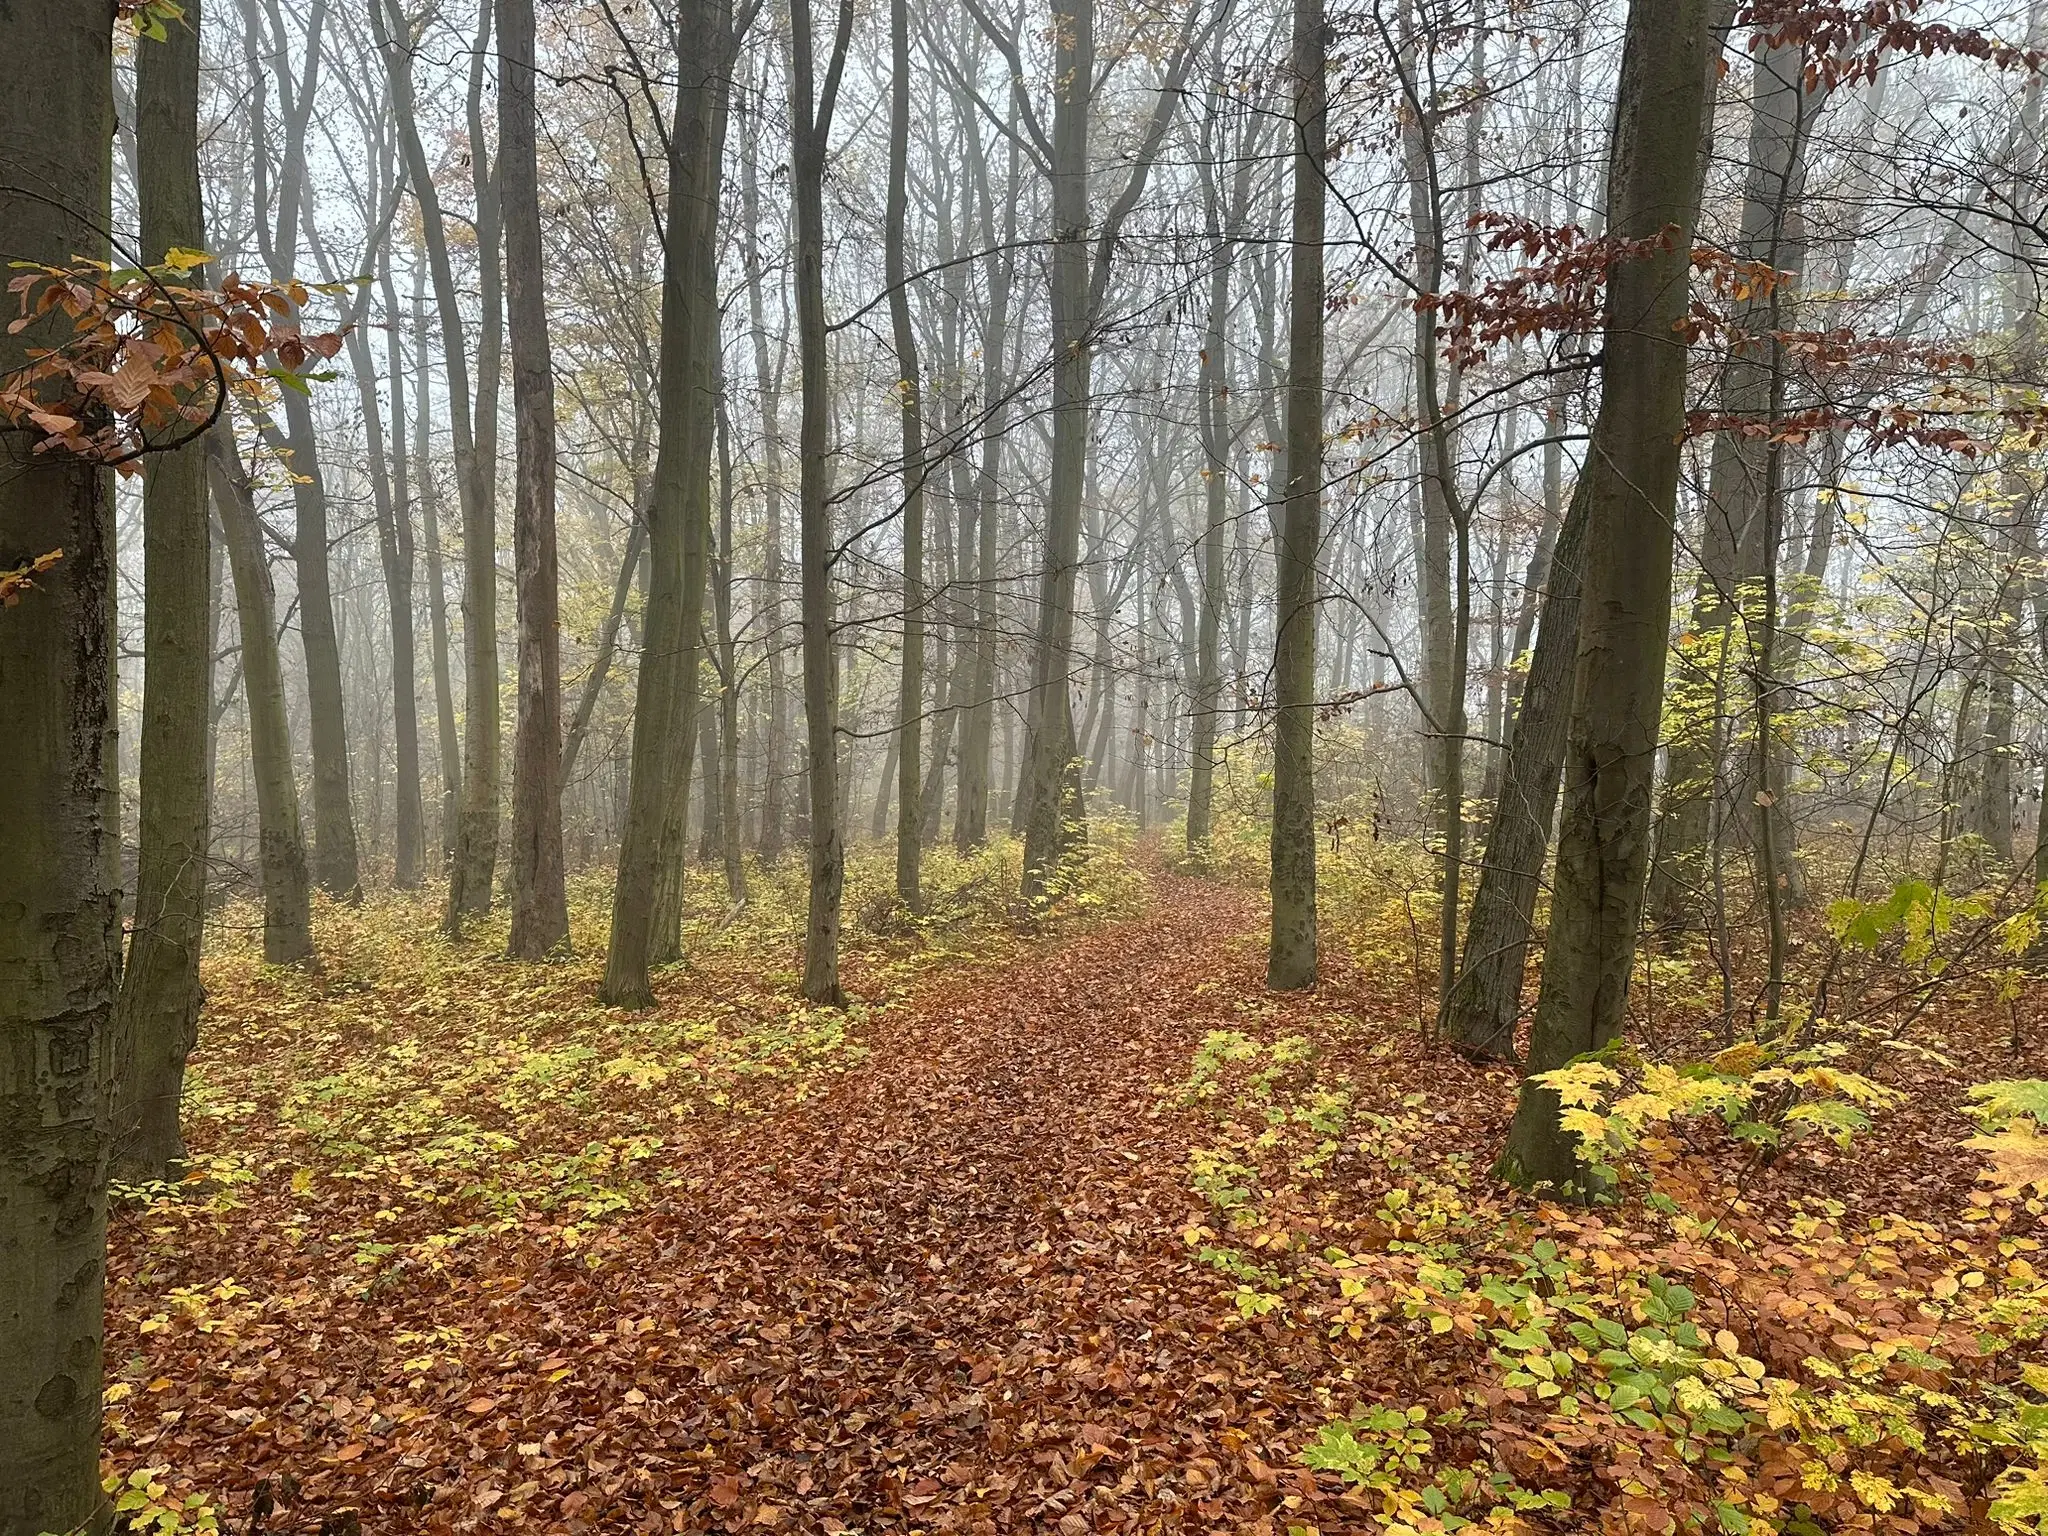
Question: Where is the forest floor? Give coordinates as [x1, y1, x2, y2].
[103, 840, 2048, 1536]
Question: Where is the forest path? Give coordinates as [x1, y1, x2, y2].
[567, 868, 1345, 1534]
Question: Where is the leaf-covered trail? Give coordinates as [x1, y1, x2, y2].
[111, 866, 1409, 1535]
[550, 872, 1339, 1533]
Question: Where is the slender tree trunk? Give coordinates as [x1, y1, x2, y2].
[1020, 0, 1095, 896]
[118, 0, 212, 1182]
[1269, 0, 1325, 990]
[715, 394, 750, 902]
[378, 0, 497, 923]
[954, 116, 1016, 850]
[375, 260, 424, 889]
[501, 0, 570, 956]
[740, 87, 791, 863]
[413, 266, 462, 869]
[888, 0, 926, 910]
[210, 432, 315, 964]
[0, 8, 119, 1525]
[1441, 475, 1590, 1058]
[793, 0, 856, 1002]
[1499, 0, 1718, 1193]
[604, 0, 734, 1003]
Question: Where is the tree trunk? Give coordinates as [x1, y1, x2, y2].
[1269, 0, 1325, 990]
[793, 0, 856, 1003]
[1499, 0, 1718, 1193]
[604, 0, 734, 1004]
[715, 394, 750, 902]
[1440, 474, 1590, 1059]
[739, 82, 791, 864]
[0, 8, 119, 1527]
[954, 113, 1016, 851]
[501, 0, 570, 957]
[375, 259, 424, 889]
[888, 0, 926, 911]
[210, 431, 315, 964]
[414, 264, 463, 869]
[117, 0, 212, 1183]
[1019, 0, 1095, 897]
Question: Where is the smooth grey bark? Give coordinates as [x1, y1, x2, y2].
[794, 0, 856, 1003]
[715, 393, 750, 902]
[413, 264, 463, 867]
[0, 7, 118, 1528]
[375, 0, 496, 924]
[954, 106, 1016, 850]
[117, 0, 213, 1183]
[1269, 0, 1326, 991]
[888, 0, 926, 911]
[501, 0, 570, 957]
[1441, 474, 1591, 1059]
[210, 430, 315, 965]
[739, 86, 792, 862]
[1188, 64, 1258, 853]
[1499, 0, 1718, 1193]
[643, 11, 732, 967]
[374, 256, 424, 889]
[604, 0, 733, 1003]
[246, 0, 362, 903]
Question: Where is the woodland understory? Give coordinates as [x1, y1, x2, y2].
[97, 830, 2048, 1535]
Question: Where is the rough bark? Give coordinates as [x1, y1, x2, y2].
[0, 8, 119, 1527]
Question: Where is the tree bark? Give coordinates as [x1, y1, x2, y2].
[793, 0, 856, 1002]
[1269, 0, 1325, 990]
[118, 0, 213, 1183]
[1499, 0, 1718, 1193]
[888, 0, 926, 910]
[501, 0, 570, 957]
[210, 430, 315, 965]
[603, 0, 733, 1003]
[1441, 474, 1590, 1058]
[0, 8, 119, 1527]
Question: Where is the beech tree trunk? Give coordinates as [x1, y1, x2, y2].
[888, 0, 926, 911]
[1440, 474, 1590, 1059]
[1268, 0, 1326, 990]
[1499, 0, 1718, 1193]
[118, 0, 213, 1183]
[0, 7, 120, 1527]
[210, 431, 315, 964]
[793, 0, 856, 1003]
[604, 0, 733, 1001]
[502, 0, 570, 957]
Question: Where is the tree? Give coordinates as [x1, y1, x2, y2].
[888, 0, 926, 912]
[117, 0, 212, 1182]
[603, 0, 735, 1006]
[0, 6, 118, 1525]
[1498, 0, 1721, 1193]
[792, 0, 856, 1003]
[502, 0, 570, 957]
[1267, 0, 1326, 991]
